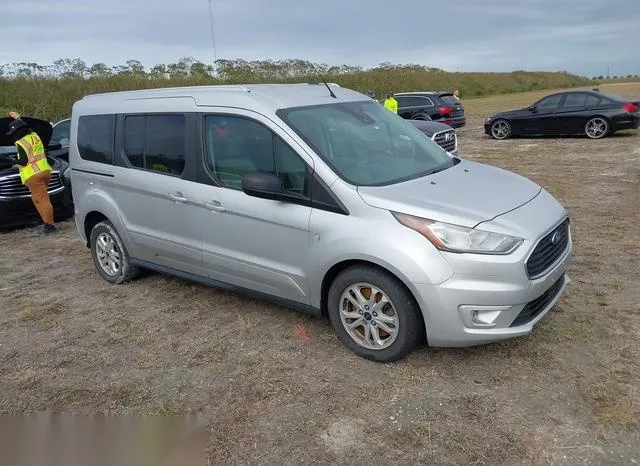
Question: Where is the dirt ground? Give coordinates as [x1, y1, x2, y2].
[1, 83, 639, 465]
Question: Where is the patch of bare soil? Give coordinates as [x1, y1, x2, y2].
[1, 84, 639, 464]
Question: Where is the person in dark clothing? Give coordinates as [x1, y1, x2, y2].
[6, 113, 56, 235]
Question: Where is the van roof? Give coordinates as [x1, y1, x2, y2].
[77, 83, 365, 114]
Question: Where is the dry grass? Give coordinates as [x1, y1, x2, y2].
[0, 83, 639, 464]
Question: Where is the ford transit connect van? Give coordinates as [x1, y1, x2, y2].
[69, 83, 572, 362]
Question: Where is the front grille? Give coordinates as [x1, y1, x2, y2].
[432, 130, 457, 152]
[0, 172, 64, 198]
[526, 218, 570, 278]
[510, 273, 565, 327]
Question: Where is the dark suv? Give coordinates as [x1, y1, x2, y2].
[394, 92, 466, 128]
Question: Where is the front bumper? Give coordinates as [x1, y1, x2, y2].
[413, 218, 573, 347]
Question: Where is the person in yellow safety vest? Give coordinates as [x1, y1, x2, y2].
[383, 94, 398, 114]
[6, 115, 57, 235]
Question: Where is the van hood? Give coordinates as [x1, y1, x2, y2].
[357, 159, 542, 228]
[0, 117, 53, 147]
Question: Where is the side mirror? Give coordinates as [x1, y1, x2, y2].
[528, 105, 536, 112]
[241, 172, 286, 201]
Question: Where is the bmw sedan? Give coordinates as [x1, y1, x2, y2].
[485, 89, 639, 140]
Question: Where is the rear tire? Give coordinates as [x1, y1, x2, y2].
[490, 119, 512, 139]
[412, 113, 431, 121]
[584, 117, 609, 139]
[327, 265, 423, 362]
[89, 220, 139, 284]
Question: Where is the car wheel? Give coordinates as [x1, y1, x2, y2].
[584, 117, 609, 139]
[412, 114, 430, 121]
[327, 265, 423, 362]
[89, 220, 139, 284]
[490, 119, 511, 139]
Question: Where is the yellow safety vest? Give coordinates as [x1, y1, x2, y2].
[384, 98, 398, 114]
[15, 131, 51, 185]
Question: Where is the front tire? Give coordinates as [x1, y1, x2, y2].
[490, 119, 512, 139]
[90, 220, 139, 284]
[585, 117, 609, 139]
[327, 265, 423, 362]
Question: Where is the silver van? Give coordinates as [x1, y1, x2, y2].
[69, 83, 572, 362]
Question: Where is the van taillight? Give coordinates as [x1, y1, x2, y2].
[438, 107, 453, 116]
[623, 103, 638, 113]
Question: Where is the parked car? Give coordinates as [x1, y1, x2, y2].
[0, 117, 73, 229]
[394, 91, 466, 128]
[407, 119, 458, 154]
[48, 118, 71, 161]
[485, 89, 640, 140]
[69, 83, 571, 362]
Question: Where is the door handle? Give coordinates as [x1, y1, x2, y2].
[167, 192, 187, 202]
[203, 200, 226, 212]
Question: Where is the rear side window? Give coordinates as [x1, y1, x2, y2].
[123, 114, 186, 176]
[439, 95, 459, 105]
[561, 93, 587, 107]
[397, 96, 434, 107]
[586, 95, 601, 106]
[77, 115, 115, 164]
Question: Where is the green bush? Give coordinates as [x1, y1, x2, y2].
[0, 57, 592, 122]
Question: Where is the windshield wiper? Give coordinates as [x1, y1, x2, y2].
[427, 160, 456, 175]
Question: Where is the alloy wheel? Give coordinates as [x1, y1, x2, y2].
[338, 282, 399, 350]
[95, 232, 122, 276]
[491, 120, 511, 139]
[585, 117, 608, 139]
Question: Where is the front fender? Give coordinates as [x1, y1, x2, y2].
[307, 211, 455, 309]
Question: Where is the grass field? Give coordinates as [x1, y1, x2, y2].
[0, 83, 639, 465]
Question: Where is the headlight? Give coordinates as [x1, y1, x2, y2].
[485, 116, 493, 123]
[392, 212, 523, 255]
[62, 167, 71, 183]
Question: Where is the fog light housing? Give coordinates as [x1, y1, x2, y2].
[459, 305, 513, 328]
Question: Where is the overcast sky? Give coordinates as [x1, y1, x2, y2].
[1, 0, 638, 77]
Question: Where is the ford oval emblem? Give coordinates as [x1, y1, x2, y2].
[551, 231, 560, 244]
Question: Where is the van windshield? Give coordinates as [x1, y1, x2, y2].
[277, 100, 455, 186]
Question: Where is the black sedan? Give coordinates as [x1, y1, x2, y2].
[0, 117, 73, 229]
[484, 89, 639, 140]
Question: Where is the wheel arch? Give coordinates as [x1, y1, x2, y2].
[83, 211, 112, 248]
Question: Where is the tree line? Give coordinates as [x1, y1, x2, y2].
[1, 57, 595, 121]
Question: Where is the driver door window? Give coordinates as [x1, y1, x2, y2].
[536, 94, 563, 110]
[204, 115, 310, 197]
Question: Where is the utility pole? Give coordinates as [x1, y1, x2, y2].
[208, 0, 218, 77]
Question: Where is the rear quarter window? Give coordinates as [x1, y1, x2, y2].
[439, 95, 460, 105]
[586, 95, 601, 107]
[77, 114, 116, 164]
